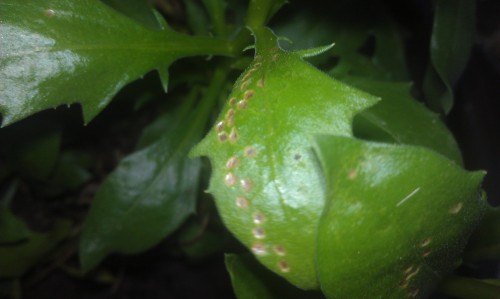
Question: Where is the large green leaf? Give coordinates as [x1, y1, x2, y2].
[79, 100, 200, 272]
[424, 0, 476, 113]
[79, 68, 228, 272]
[0, 0, 231, 126]
[192, 26, 377, 289]
[314, 135, 486, 299]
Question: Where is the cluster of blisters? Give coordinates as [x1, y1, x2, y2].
[400, 200, 465, 298]
[216, 59, 290, 274]
[399, 264, 421, 298]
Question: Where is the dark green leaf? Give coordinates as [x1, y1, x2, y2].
[0, 0, 232, 126]
[79, 67, 229, 272]
[42, 151, 92, 196]
[343, 76, 463, 164]
[0, 191, 71, 278]
[464, 206, 500, 262]
[314, 135, 486, 299]
[185, 0, 211, 36]
[424, 0, 476, 113]
[225, 254, 323, 299]
[79, 104, 202, 272]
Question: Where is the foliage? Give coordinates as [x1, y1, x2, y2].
[0, 0, 498, 298]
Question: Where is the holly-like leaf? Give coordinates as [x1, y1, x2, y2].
[314, 135, 486, 299]
[192, 26, 378, 289]
[0, 0, 231, 127]
[424, 0, 476, 114]
[343, 76, 463, 164]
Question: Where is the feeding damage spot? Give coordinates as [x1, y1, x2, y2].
[44, 9, 55, 17]
[236, 196, 249, 208]
[224, 173, 236, 186]
[252, 242, 267, 255]
[449, 202, 463, 214]
[278, 260, 290, 272]
[244, 146, 257, 158]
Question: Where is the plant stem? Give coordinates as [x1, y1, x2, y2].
[438, 276, 500, 299]
[245, 0, 286, 29]
[202, 0, 227, 37]
[169, 33, 235, 57]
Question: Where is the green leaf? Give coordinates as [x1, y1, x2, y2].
[0, 0, 232, 126]
[314, 135, 486, 299]
[342, 76, 463, 164]
[192, 26, 378, 289]
[185, 0, 211, 36]
[79, 67, 229, 272]
[225, 254, 323, 299]
[424, 0, 476, 113]
[79, 102, 202, 272]
[0, 189, 71, 278]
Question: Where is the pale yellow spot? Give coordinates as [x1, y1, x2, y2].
[405, 267, 420, 281]
[348, 169, 357, 179]
[45, 9, 55, 17]
[422, 249, 431, 258]
[224, 173, 236, 186]
[253, 62, 262, 68]
[225, 108, 235, 126]
[278, 260, 290, 272]
[229, 127, 239, 143]
[226, 156, 239, 169]
[252, 227, 265, 239]
[273, 245, 286, 256]
[272, 54, 279, 61]
[252, 242, 267, 255]
[449, 202, 463, 214]
[244, 90, 255, 100]
[216, 121, 225, 132]
[257, 78, 265, 88]
[253, 212, 265, 224]
[242, 71, 254, 82]
[244, 146, 257, 158]
[408, 288, 419, 298]
[240, 178, 253, 192]
[218, 132, 228, 142]
[237, 100, 248, 110]
[236, 197, 249, 208]
[404, 266, 414, 275]
[419, 238, 432, 248]
[240, 80, 251, 91]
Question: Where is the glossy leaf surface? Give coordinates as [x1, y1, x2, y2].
[192, 26, 377, 289]
[79, 98, 202, 271]
[314, 135, 486, 299]
[0, 0, 231, 126]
